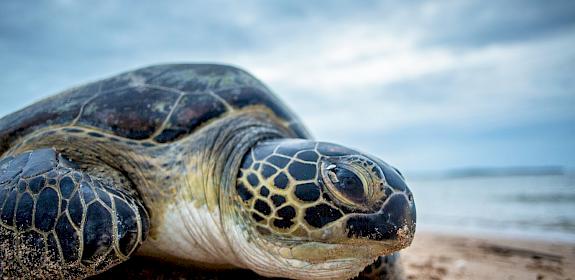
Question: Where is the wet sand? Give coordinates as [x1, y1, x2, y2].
[401, 231, 575, 280]
[92, 231, 575, 279]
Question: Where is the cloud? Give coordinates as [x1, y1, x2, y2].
[413, 0, 575, 47]
[228, 21, 575, 137]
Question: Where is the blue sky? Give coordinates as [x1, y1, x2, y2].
[1, 0, 574, 172]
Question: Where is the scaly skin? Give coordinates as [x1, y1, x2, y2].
[224, 139, 415, 279]
[0, 149, 148, 279]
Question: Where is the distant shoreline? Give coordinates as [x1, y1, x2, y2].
[406, 166, 569, 179]
[444, 166, 565, 178]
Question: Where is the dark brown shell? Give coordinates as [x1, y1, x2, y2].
[0, 64, 310, 153]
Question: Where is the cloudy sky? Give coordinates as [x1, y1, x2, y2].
[1, 0, 574, 172]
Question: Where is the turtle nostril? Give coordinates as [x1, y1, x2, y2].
[407, 193, 413, 202]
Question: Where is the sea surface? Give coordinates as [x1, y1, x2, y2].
[407, 173, 575, 243]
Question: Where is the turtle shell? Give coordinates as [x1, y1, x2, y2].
[0, 64, 311, 153]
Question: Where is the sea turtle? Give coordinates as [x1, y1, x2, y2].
[0, 64, 416, 280]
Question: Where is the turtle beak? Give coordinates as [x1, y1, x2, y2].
[345, 192, 416, 241]
[345, 165, 416, 246]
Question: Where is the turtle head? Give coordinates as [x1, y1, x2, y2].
[227, 139, 416, 279]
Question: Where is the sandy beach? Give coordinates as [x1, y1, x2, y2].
[401, 231, 575, 280]
[91, 231, 575, 279]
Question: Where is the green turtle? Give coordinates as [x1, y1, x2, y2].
[0, 64, 416, 280]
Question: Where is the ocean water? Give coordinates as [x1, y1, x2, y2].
[407, 173, 575, 243]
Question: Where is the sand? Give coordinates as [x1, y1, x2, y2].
[91, 231, 575, 280]
[401, 231, 575, 280]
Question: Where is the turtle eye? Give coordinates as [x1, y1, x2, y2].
[323, 164, 368, 207]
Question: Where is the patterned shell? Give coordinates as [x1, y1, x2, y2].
[0, 64, 311, 153]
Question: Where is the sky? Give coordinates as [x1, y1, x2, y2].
[0, 0, 574, 173]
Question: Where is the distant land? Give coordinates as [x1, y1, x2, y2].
[444, 166, 565, 178]
[406, 166, 568, 180]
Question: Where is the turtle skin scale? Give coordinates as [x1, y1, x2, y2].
[0, 64, 411, 280]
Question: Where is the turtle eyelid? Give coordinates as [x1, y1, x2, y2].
[327, 170, 339, 183]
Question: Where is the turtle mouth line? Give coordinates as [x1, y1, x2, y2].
[280, 238, 401, 265]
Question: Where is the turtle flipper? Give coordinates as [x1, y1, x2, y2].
[356, 253, 405, 280]
[0, 148, 149, 279]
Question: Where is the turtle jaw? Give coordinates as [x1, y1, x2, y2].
[223, 213, 412, 280]
[225, 227, 384, 280]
